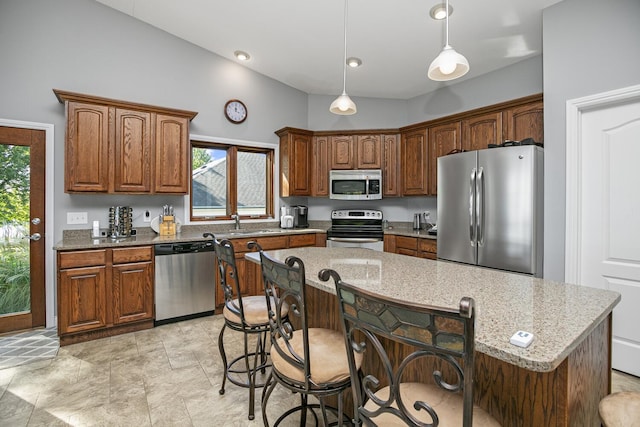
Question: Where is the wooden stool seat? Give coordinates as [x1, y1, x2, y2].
[599, 391, 640, 427]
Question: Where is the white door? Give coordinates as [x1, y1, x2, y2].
[568, 88, 640, 377]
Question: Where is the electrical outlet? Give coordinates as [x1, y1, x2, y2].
[67, 212, 88, 225]
[143, 210, 151, 222]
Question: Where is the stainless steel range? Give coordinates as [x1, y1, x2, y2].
[326, 209, 384, 251]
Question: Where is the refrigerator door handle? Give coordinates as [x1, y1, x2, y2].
[470, 168, 476, 246]
[477, 167, 484, 246]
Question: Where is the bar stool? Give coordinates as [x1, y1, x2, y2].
[320, 268, 501, 427]
[599, 391, 640, 427]
[252, 245, 361, 427]
[204, 233, 271, 420]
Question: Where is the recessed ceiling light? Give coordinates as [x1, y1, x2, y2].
[234, 50, 250, 61]
[429, 3, 453, 20]
[346, 57, 362, 68]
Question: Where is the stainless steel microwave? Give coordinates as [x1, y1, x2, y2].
[329, 170, 382, 200]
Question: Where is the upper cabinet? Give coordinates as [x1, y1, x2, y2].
[400, 127, 429, 196]
[382, 134, 401, 197]
[428, 121, 461, 195]
[277, 128, 313, 197]
[276, 94, 542, 198]
[54, 89, 197, 194]
[504, 100, 544, 143]
[356, 135, 382, 169]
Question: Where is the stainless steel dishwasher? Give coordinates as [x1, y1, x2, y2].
[154, 241, 216, 325]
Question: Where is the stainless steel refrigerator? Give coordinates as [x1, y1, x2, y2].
[437, 145, 543, 277]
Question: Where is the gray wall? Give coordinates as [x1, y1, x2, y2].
[542, 0, 640, 281]
[0, 0, 309, 242]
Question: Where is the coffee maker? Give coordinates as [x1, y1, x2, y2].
[292, 205, 309, 229]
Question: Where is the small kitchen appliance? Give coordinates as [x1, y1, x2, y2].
[326, 209, 384, 251]
[280, 206, 294, 229]
[108, 206, 132, 238]
[329, 169, 382, 200]
[293, 205, 309, 228]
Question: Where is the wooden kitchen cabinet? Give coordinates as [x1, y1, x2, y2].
[382, 134, 401, 197]
[312, 135, 330, 197]
[330, 135, 355, 169]
[277, 128, 313, 197]
[111, 246, 154, 325]
[216, 233, 326, 311]
[384, 235, 437, 259]
[54, 89, 197, 195]
[114, 108, 152, 192]
[400, 127, 429, 196]
[57, 246, 154, 345]
[504, 100, 544, 143]
[58, 250, 108, 335]
[356, 134, 382, 169]
[154, 114, 190, 193]
[462, 111, 503, 152]
[64, 102, 110, 192]
[428, 121, 461, 195]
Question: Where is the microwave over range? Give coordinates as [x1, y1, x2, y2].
[329, 169, 382, 200]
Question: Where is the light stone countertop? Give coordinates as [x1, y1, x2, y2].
[246, 247, 620, 373]
[383, 226, 437, 240]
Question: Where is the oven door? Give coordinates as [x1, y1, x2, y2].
[326, 237, 384, 251]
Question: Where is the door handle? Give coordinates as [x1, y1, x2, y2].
[25, 233, 41, 241]
[470, 168, 476, 246]
[476, 167, 484, 246]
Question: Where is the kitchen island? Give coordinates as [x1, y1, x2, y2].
[246, 247, 620, 426]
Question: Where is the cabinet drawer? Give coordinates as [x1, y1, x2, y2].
[418, 239, 437, 253]
[112, 246, 153, 264]
[395, 236, 418, 251]
[289, 233, 316, 248]
[257, 235, 289, 251]
[231, 235, 288, 253]
[59, 250, 107, 269]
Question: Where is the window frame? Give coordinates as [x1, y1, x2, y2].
[189, 138, 274, 222]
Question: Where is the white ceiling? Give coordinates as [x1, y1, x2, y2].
[95, 0, 562, 100]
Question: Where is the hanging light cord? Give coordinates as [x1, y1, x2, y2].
[445, 0, 450, 47]
[341, 0, 348, 94]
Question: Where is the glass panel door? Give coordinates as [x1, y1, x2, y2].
[0, 126, 46, 333]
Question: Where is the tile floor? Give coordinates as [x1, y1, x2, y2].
[0, 328, 59, 370]
[0, 315, 639, 426]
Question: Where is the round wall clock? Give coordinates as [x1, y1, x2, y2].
[224, 99, 247, 124]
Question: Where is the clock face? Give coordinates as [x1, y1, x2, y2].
[224, 100, 247, 124]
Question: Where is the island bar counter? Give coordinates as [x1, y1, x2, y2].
[246, 247, 620, 426]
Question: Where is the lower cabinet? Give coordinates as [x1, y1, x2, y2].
[214, 233, 325, 311]
[384, 235, 437, 260]
[57, 246, 154, 345]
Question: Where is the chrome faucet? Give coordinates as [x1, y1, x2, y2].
[231, 213, 241, 230]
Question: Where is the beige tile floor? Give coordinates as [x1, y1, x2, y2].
[1, 314, 639, 426]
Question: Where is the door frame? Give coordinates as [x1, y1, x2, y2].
[565, 83, 640, 283]
[0, 118, 55, 329]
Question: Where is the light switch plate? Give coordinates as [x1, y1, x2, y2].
[67, 212, 88, 225]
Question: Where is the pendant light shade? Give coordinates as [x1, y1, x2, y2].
[330, 0, 357, 115]
[428, 0, 469, 81]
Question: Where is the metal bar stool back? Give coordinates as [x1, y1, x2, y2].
[320, 268, 500, 427]
[253, 247, 359, 427]
[204, 233, 271, 421]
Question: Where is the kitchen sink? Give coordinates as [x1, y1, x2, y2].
[226, 229, 279, 235]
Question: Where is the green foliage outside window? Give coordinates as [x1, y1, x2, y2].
[0, 144, 31, 315]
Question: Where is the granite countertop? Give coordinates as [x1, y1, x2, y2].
[384, 226, 437, 240]
[246, 247, 620, 373]
[54, 224, 327, 250]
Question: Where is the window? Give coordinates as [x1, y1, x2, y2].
[190, 141, 274, 221]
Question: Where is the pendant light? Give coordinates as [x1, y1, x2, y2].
[428, 0, 469, 81]
[330, 0, 357, 115]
